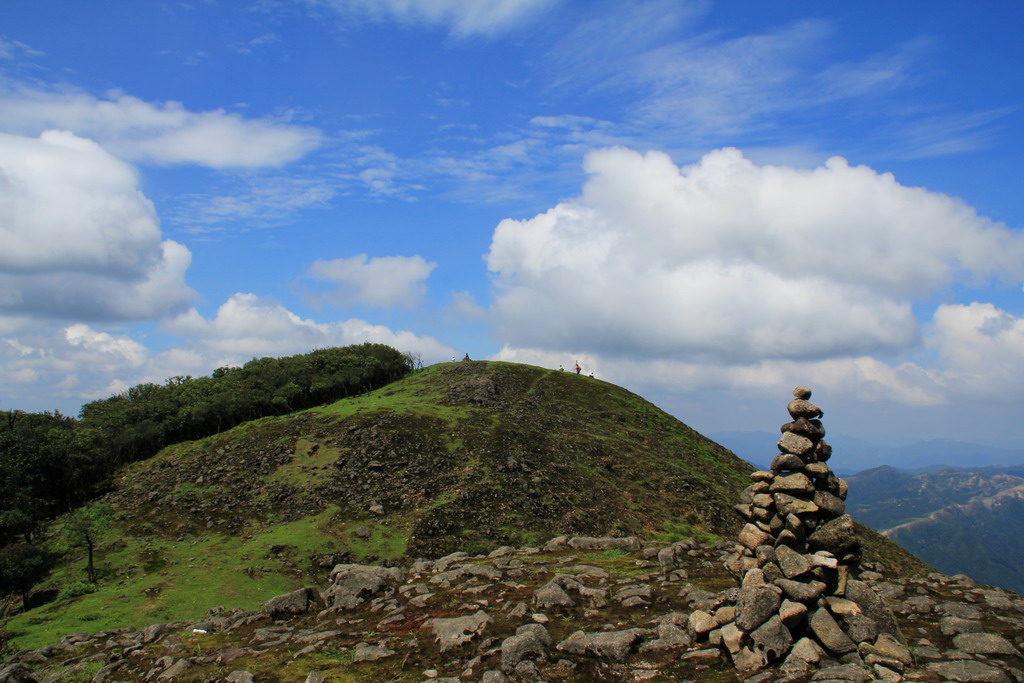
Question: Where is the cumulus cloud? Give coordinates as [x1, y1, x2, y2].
[306, 254, 437, 309]
[928, 303, 1024, 397]
[445, 290, 487, 321]
[491, 344, 946, 408]
[1, 295, 458, 411]
[0, 324, 151, 407]
[0, 130, 194, 321]
[304, 0, 559, 36]
[166, 293, 453, 358]
[0, 87, 320, 168]
[486, 146, 1024, 364]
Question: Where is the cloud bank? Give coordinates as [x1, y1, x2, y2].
[0, 130, 194, 323]
[1, 294, 457, 409]
[487, 146, 1024, 403]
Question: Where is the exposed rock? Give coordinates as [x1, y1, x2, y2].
[927, 660, 1012, 683]
[352, 644, 395, 662]
[734, 585, 782, 632]
[263, 586, 321, 618]
[428, 610, 492, 652]
[566, 536, 642, 552]
[952, 631, 1019, 655]
[809, 608, 856, 655]
[639, 622, 691, 652]
[556, 629, 644, 661]
[324, 565, 402, 610]
[534, 581, 575, 609]
[500, 629, 547, 672]
[749, 615, 793, 666]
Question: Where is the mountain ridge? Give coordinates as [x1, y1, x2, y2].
[845, 466, 1024, 594]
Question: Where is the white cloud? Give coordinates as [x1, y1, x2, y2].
[445, 290, 487, 321]
[305, 0, 559, 36]
[486, 146, 1024, 364]
[163, 293, 455, 360]
[0, 296, 458, 411]
[306, 254, 437, 309]
[64, 323, 149, 368]
[490, 345, 947, 407]
[928, 302, 1024, 397]
[0, 323, 151, 406]
[0, 87, 320, 168]
[0, 130, 194, 321]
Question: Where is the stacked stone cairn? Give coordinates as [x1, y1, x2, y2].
[696, 386, 908, 677]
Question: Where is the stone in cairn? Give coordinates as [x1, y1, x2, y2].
[706, 387, 906, 676]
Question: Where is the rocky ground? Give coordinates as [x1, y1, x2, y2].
[2, 535, 1022, 683]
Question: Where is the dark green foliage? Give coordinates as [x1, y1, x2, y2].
[0, 543, 51, 610]
[0, 410, 81, 544]
[62, 502, 113, 583]
[76, 343, 413, 468]
[0, 344, 413, 597]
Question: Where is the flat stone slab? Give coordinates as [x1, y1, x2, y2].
[952, 631, 1019, 655]
[927, 660, 1011, 683]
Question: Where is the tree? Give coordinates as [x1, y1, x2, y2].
[62, 502, 113, 583]
[0, 543, 51, 611]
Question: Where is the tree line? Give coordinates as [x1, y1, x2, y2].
[0, 343, 415, 610]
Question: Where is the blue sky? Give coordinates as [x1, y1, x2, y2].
[2, 0, 1023, 452]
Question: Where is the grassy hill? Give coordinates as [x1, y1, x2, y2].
[2, 361, 928, 653]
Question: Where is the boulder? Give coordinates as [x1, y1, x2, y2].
[734, 585, 782, 632]
[500, 631, 546, 672]
[807, 514, 857, 555]
[775, 578, 826, 602]
[778, 432, 814, 456]
[770, 472, 814, 495]
[263, 587, 321, 618]
[844, 580, 902, 640]
[352, 645, 395, 662]
[787, 397, 821, 418]
[749, 615, 793, 666]
[639, 622, 691, 652]
[927, 660, 1011, 683]
[428, 610, 492, 652]
[809, 608, 856, 655]
[775, 545, 812, 579]
[556, 629, 644, 661]
[952, 631, 1019, 656]
[534, 581, 575, 609]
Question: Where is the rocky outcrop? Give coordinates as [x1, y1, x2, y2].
[2, 532, 1023, 682]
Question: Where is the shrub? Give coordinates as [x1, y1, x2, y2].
[58, 580, 98, 600]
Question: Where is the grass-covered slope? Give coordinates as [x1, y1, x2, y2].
[112, 360, 753, 554]
[3, 361, 928, 652]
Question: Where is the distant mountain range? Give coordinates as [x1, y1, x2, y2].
[710, 430, 1024, 475]
[844, 465, 1024, 595]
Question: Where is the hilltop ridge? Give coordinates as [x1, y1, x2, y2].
[2, 360, 930, 659]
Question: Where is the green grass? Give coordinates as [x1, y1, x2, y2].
[649, 521, 721, 546]
[339, 520, 410, 561]
[5, 507, 355, 651]
[266, 439, 340, 487]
